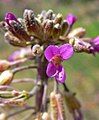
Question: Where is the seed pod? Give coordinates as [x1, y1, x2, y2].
[4, 31, 31, 47]
[0, 70, 13, 85]
[61, 20, 68, 36]
[50, 92, 58, 120]
[42, 112, 50, 120]
[55, 93, 66, 120]
[0, 60, 10, 72]
[68, 27, 86, 39]
[53, 13, 63, 24]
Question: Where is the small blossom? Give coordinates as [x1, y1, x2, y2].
[90, 36, 99, 53]
[44, 44, 74, 83]
[66, 13, 77, 26]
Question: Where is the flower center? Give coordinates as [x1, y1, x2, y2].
[51, 55, 62, 66]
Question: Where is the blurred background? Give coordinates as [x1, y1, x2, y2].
[0, 0, 99, 119]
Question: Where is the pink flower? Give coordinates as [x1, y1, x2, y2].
[44, 44, 74, 83]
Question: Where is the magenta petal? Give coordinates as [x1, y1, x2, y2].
[5, 12, 18, 25]
[90, 36, 99, 52]
[44, 45, 59, 61]
[55, 66, 66, 83]
[59, 44, 74, 60]
[46, 63, 58, 77]
[66, 13, 77, 26]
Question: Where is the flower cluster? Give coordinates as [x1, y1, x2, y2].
[0, 9, 98, 119]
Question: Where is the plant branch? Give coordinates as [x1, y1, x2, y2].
[6, 106, 35, 119]
[41, 81, 48, 112]
[12, 78, 35, 83]
[10, 58, 28, 66]
[12, 65, 37, 74]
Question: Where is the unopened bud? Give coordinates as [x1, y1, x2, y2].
[9, 20, 31, 42]
[0, 60, 10, 72]
[0, 70, 13, 85]
[32, 44, 43, 56]
[5, 31, 30, 47]
[53, 24, 61, 39]
[23, 9, 43, 39]
[44, 20, 53, 38]
[54, 13, 63, 24]
[61, 20, 68, 35]
[69, 37, 91, 52]
[68, 27, 86, 39]
[45, 9, 53, 20]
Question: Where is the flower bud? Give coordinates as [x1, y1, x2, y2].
[0, 70, 13, 85]
[61, 20, 68, 35]
[5, 12, 18, 26]
[5, 12, 31, 43]
[44, 20, 53, 38]
[53, 24, 61, 39]
[68, 27, 86, 39]
[0, 60, 10, 72]
[32, 44, 43, 56]
[4, 31, 30, 47]
[23, 9, 43, 39]
[66, 13, 77, 26]
[69, 37, 91, 53]
[90, 36, 99, 53]
[45, 9, 53, 20]
[54, 13, 63, 24]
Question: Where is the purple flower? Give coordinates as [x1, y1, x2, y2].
[90, 36, 99, 53]
[66, 13, 77, 26]
[5, 12, 18, 26]
[44, 44, 74, 83]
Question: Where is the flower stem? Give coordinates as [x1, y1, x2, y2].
[6, 106, 35, 119]
[12, 65, 37, 74]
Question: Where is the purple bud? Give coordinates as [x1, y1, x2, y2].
[5, 12, 18, 26]
[66, 13, 77, 26]
[90, 36, 99, 53]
